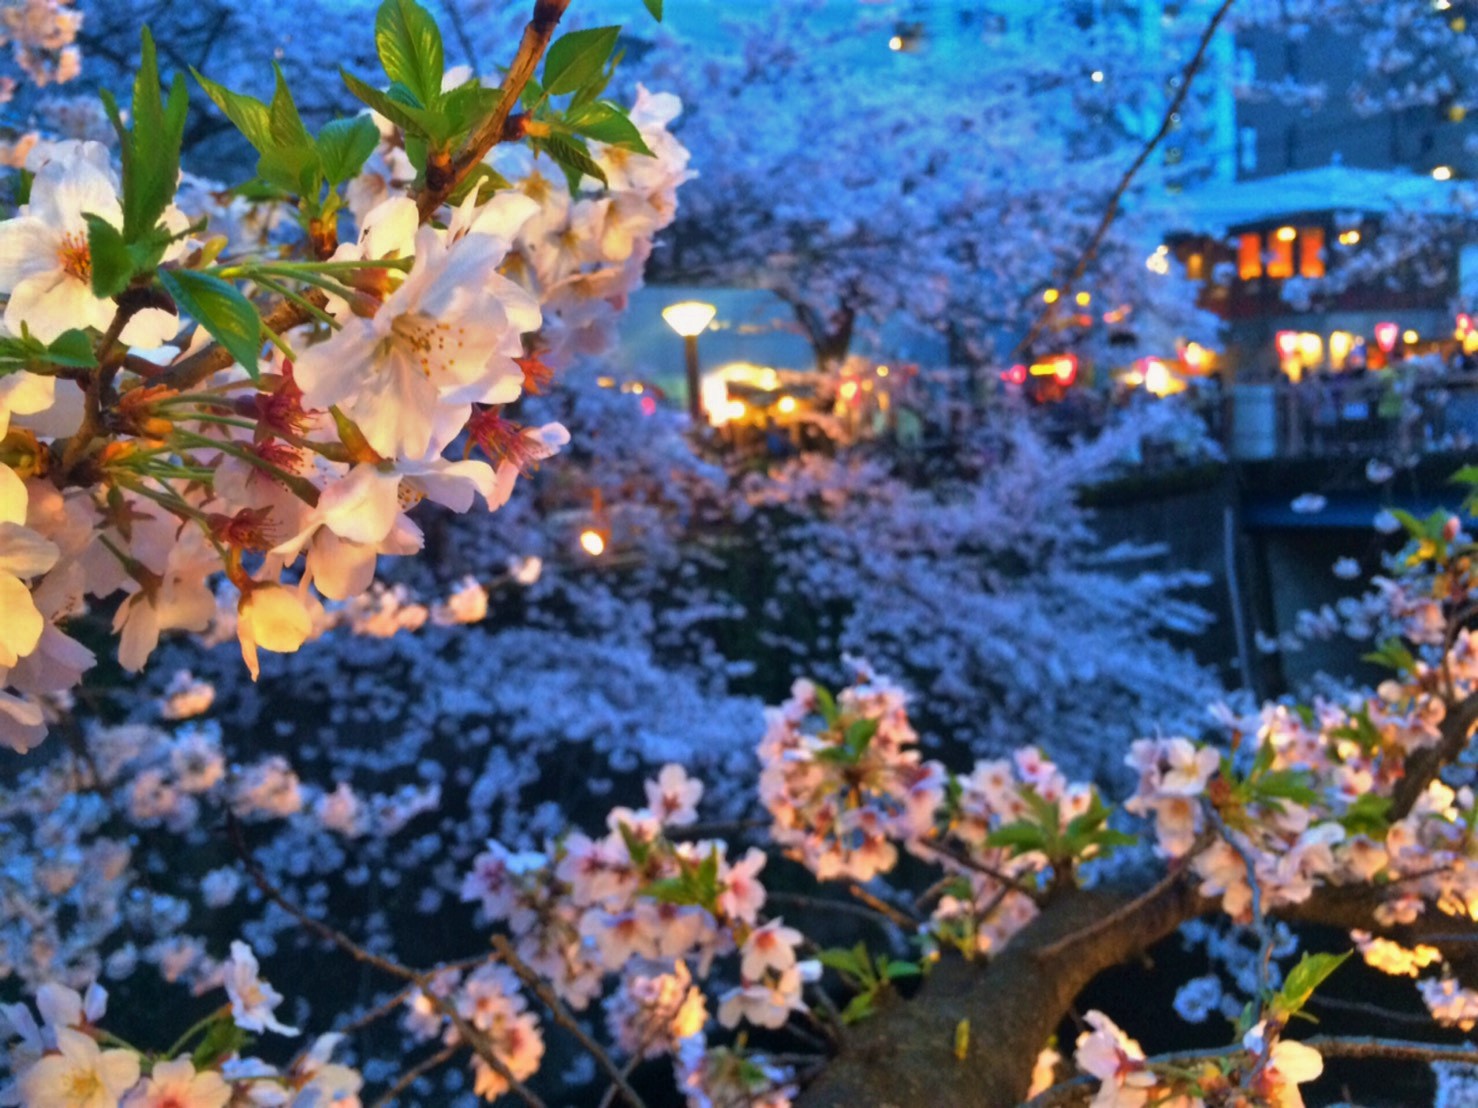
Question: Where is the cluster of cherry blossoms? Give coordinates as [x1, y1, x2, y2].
[0, 0, 689, 757]
[1, 941, 362, 1107]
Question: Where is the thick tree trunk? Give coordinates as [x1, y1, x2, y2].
[798, 876, 1204, 1107]
[793, 302, 856, 371]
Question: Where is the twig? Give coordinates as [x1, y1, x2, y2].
[369, 1043, 459, 1108]
[423, 0, 574, 218]
[916, 840, 1041, 900]
[227, 816, 547, 1108]
[845, 883, 920, 930]
[1014, 0, 1239, 359]
[768, 891, 905, 930]
[1204, 805, 1273, 1001]
[490, 934, 647, 1108]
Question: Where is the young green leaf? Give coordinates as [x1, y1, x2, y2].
[376, 0, 445, 109]
[315, 117, 381, 186]
[985, 821, 1049, 854]
[44, 330, 99, 369]
[267, 64, 314, 150]
[341, 69, 442, 140]
[84, 214, 135, 299]
[643, 0, 663, 19]
[564, 101, 654, 155]
[542, 26, 621, 97]
[106, 29, 188, 245]
[1274, 950, 1350, 1019]
[158, 270, 263, 380]
[191, 70, 273, 154]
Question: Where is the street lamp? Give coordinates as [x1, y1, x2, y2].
[662, 301, 717, 423]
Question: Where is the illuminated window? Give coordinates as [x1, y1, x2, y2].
[1186, 252, 1205, 280]
[1298, 227, 1325, 278]
[1266, 232, 1294, 278]
[1237, 233, 1262, 279]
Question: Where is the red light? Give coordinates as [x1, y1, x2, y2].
[839, 380, 860, 402]
[1459, 314, 1473, 338]
[1374, 321, 1399, 353]
[1275, 330, 1299, 360]
[1052, 354, 1078, 386]
[1001, 364, 1027, 386]
[640, 395, 656, 416]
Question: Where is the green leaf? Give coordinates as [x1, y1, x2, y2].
[110, 29, 188, 244]
[268, 64, 313, 150]
[844, 717, 880, 756]
[441, 82, 502, 142]
[341, 68, 441, 140]
[316, 117, 381, 186]
[565, 100, 653, 155]
[376, 0, 445, 110]
[84, 214, 134, 299]
[840, 992, 875, 1024]
[813, 685, 838, 726]
[615, 822, 649, 868]
[448, 162, 511, 206]
[985, 821, 1049, 854]
[1339, 793, 1393, 837]
[881, 960, 921, 980]
[1451, 465, 1478, 487]
[45, 330, 98, 369]
[643, 0, 663, 19]
[1274, 951, 1350, 1019]
[257, 144, 322, 198]
[191, 69, 273, 153]
[1363, 638, 1416, 675]
[158, 269, 262, 380]
[191, 1018, 249, 1069]
[1255, 769, 1318, 808]
[817, 947, 865, 977]
[542, 26, 621, 97]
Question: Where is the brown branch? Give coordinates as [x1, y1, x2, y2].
[227, 817, 547, 1108]
[419, 0, 574, 220]
[768, 891, 907, 930]
[1390, 691, 1478, 820]
[490, 934, 647, 1108]
[1013, 0, 1238, 358]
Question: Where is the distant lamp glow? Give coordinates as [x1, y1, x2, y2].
[1182, 341, 1208, 372]
[1329, 331, 1354, 368]
[1275, 226, 1297, 243]
[1146, 246, 1171, 274]
[579, 530, 606, 557]
[876, 364, 890, 377]
[1091, 70, 1105, 83]
[777, 395, 797, 415]
[1275, 330, 1300, 361]
[663, 301, 718, 423]
[1338, 229, 1361, 246]
[1403, 329, 1420, 345]
[1043, 288, 1059, 304]
[725, 399, 747, 421]
[1374, 321, 1400, 352]
[1144, 359, 1172, 397]
[1052, 354, 1079, 387]
[1434, 165, 1455, 181]
[1075, 291, 1091, 306]
[700, 375, 730, 426]
[662, 301, 716, 338]
[888, 34, 904, 50]
[1458, 313, 1474, 338]
[1001, 364, 1027, 386]
[839, 380, 860, 403]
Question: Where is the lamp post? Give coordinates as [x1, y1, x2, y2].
[662, 301, 717, 423]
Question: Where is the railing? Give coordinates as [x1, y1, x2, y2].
[1229, 374, 1478, 460]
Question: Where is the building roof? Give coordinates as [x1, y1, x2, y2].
[1164, 166, 1469, 231]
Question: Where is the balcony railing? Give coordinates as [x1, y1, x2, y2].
[1229, 373, 1478, 460]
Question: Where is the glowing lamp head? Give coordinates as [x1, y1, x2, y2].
[1182, 342, 1207, 372]
[1403, 329, 1420, 345]
[1002, 364, 1027, 387]
[725, 398, 747, 421]
[1075, 291, 1091, 307]
[777, 395, 797, 415]
[1434, 165, 1455, 182]
[1042, 288, 1059, 305]
[1275, 330, 1300, 360]
[1459, 313, 1473, 338]
[839, 380, 860, 403]
[1274, 226, 1297, 243]
[579, 530, 606, 557]
[1374, 321, 1399, 353]
[1052, 354, 1079, 386]
[662, 301, 717, 338]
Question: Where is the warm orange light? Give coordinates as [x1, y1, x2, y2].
[876, 365, 890, 377]
[1002, 364, 1027, 386]
[1182, 342, 1208, 372]
[579, 530, 606, 557]
[1275, 226, 1297, 243]
[725, 398, 747, 420]
[1275, 331, 1300, 360]
[777, 395, 797, 415]
[839, 380, 860, 402]
[1043, 288, 1059, 304]
[1375, 322, 1399, 352]
[1075, 291, 1091, 306]
[1338, 229, 1361, 246]
[1403, 329, 1420, 345]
